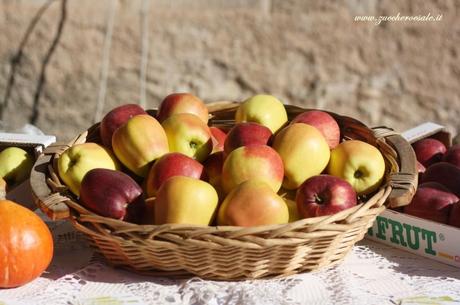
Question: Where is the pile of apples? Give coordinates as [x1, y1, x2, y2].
[57, 93, 387, 227]
[403, 138, 460, 227]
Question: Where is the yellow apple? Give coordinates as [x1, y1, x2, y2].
[327, 140, 386, 195]
[112, 114, 169, 177]
[58, 142, 120, 196]
[235, 94, 288, 133]
[154, 176, 219, 225]
[0, 177, 6, 199]
[272, 123, 330, 190]
[0, 147, 34, 186]
[161, 113, 212, 162]
[217, 180, 289, 227]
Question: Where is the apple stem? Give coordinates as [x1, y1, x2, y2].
[314, 194, 323, 204]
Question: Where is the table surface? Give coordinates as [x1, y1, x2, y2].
[2, 217, 460, 305]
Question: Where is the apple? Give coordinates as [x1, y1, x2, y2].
[156, 93, 209, 124]
[112, 114, 169, 177]
[210, 127, 227, 153]
[161, 113, 213, 162]
[443, 144, 460, 168]
[145, 152, 204, 197]
[80, 168, 145, 222]
[58, 143, 120, 196]
[0, 147, 34, 186]
[412, 138, 447, 168]
[403, 182, 458, 224]
[327, 140, 386, 195]
[448, 202, 460, 228]
[154, 176, 218, 225]
[223, 122, 272, 156]
[296, 175, 357, 218]
[272, 123, 330, 190]
[202, 151, 225, 198]
[217, 180, 289, 226]
[100, 104, 147, 149]
[221, 144, 284, 194]
[421, 162, 460, 197]
[291, 110, 340, 149]
[235, 94, 288, 133]
[0, 177, 6, 199]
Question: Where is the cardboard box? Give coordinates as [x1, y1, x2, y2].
[0, 132, 56, 211]
[366, 122, 460, 268]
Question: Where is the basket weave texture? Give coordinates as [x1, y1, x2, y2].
[31, 102, 417, 280]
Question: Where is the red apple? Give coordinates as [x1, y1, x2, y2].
[443, 144, 460, 168]
[223, 122, 272, 156]
[404, 182, 458, 224]
[295, 175, 357, 218]
[210, 127, 227, 153]
[412, 138, 447, 168]
[202, 151, 225, 198]
[100, 104, 147, 149]
[145, 152, 204, 197]
[421, 162, 460, 197]
[448, 202, 460, 228]
[79, 168, 145, 222]
[156, 93, 209, 124]
[291, 110, 340, 149]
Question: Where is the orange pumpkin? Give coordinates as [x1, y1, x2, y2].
[0, 200, 53, 288]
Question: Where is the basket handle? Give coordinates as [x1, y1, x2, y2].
[30, 143, 71, 220]
[372, 127, 418, 208]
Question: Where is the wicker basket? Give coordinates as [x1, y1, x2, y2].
[30, 101, 417, 280]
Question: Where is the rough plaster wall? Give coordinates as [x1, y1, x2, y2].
[0, 0, 459, 141]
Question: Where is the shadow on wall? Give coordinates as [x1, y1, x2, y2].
[0, 0, 67, 125]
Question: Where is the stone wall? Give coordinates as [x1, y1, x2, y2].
[0, 0, 459, 141]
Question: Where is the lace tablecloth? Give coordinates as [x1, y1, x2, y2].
[2, 217, 460, 305]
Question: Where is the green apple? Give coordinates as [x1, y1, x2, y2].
[154, 176, 219, 225]
[273, 123, 330, 190]
[235, 94, 288, 133]
[58, 142, 120, 196]
[161, 113, 213, 162]
[0, 147, 34, 186]
[327, 140, 386, 195]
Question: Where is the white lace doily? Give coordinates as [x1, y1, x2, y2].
[2, 216, 460, 305]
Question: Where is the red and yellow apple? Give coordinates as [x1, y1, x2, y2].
[235, 94, 288, 133]
[161, 113, 212, 162]
[154, 176, 218, 225]
[291, 110, 340, 149]
[327, 140, 386, 195]
[217, 180, 289, 226]
[296, 175, 357, 218]
[100, 104, 146, 149]
[223, 122, 272, 156]
[145, 152, 204, 197]
[221, 144, 284, 194]
[112, 114, 169, 177]
[210, 127, 227, 153]
[156, 93, 209, 124]
[272, 123, 330, 190]
[58, 142, 120, 196]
